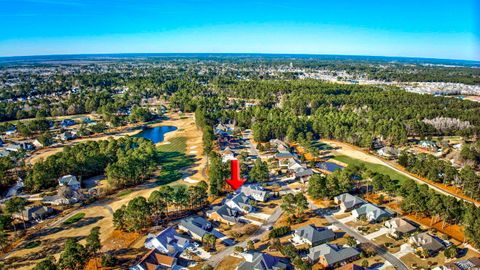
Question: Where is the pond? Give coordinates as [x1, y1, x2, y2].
[134, 126, 177, 143]
[316, 162, 344, 173]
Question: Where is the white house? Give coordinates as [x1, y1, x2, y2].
[58, 175, 81, 191]
[352, 203, 392, 223]
[239, 185, 268, 202]
[226, 192, 253, 213]
[144, 226, 190, 256]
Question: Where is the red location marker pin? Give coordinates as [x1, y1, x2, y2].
[226, 159, 246, 190]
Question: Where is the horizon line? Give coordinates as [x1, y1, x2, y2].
[1, 52, 479, 63]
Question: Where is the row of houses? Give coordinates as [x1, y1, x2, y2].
[334, 193, 450, 257]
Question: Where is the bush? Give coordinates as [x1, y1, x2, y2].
[268, 226, 291, 238]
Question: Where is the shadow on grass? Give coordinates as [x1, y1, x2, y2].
[156, 151, 195, 185]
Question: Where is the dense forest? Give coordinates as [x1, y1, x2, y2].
[25, 137, 158, 192]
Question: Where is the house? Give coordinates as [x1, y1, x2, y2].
[237, 252, 288, 270]
[270, 139, 289, 152]
[58, 175, 81, 191]
[377, 146, 400, 159]
[226, 192, 253, 213]
[60, 131, 77, 141]
[43, 186, 83, 205]
[178, 216, 212, 241]
[207, 205, 240, 225]
[61, 119, 76, 128]
[144, 226, 191, 256]
[384, 218, 417, 238]
[352, 203, 392, 223]
[308, 244, 360, 268]
[291, 224, 336, 247]
[409, 233, 445, 255]
[334, 193, 365, 212]
[338, 264, 364, 270]
[294, 168, 314, 181]
[130, 249, 177, 270]
[275, 151, 293, 168]
[5, 126, 16, 136]
[12, 205, 54, 222]
[6, 178, 24, 197]
[0, 138, 3, 146]
[33, 139, 46, 148]
[239, 185, 268, 202]
[222, 146, 236, 163]
[0, 150, 10, 158]
[443, 257, 480, 270]
[419, 140, 439, 151]
[4, 143, 22, 152]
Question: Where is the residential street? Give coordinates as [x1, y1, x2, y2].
[325, 215, 408, 270]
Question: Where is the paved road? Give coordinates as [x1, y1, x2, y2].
[325, 215, 407, 270]
[304, 198, 407, 270]
[206, 206, 283, 268]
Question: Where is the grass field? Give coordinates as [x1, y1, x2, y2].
[62, 212, 86, 225]
[157, 137, 187, 153]
[156, 137, 194, 184]
[333, 155, 410, 183]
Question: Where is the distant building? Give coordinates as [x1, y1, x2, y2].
[308, 244, 360, 268]
[58, 175, 81, 191]
[130, 249, 177, 270]
[226, 192, 253, 213]
[178, 216, 212, 241]
[409, 232, 445, 256]
[352, 203, 393, 223]
[61, 119, 76, 128]
[377, 146, 400, 159]
[239, 185, 268, 202]
[12, 205, 54, 222]
[291, 224, 336, 247]
[384, 218, 417, 239]
[236, 252, 288, 270]
[144, 226, 190, 256]
[207, 205, 240, 225]
[443, 257, 480, 270]
[334, 193, 366, 212]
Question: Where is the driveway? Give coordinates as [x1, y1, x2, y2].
[211, 229, 235, 246]
[337, 215, 356, 224]
[365, 227, 389, 240]
[325, 215, 408, 270]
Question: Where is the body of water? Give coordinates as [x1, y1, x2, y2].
[134, 126, 177, 143]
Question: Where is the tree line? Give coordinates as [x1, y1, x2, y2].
[24, 137, 158, 192]
[113, 182, 208, 232]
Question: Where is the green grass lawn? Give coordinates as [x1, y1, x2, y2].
[333, 155, 410, 183]
[62, 212, 86, 225]
[156, 137, 194, 185]
[157, 137, 187, 153]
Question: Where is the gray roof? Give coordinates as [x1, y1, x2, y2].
[230, 192, 252, 209]
[335, 193, 365, 209]
[240, 185, 268, 201]
[179, 216, 211, 238]
[275, 151, 293, 159]
[308, 244, 360, 265]
[295, 168, 313, 178]
[353, 203, 392, 221]
[237, 252, 287, 270]
[214, 205, 240, 223]
[294, 225, 336, 246]
[410, 233, 445, 252]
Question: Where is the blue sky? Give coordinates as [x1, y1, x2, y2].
[0, 0, 478, 60]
